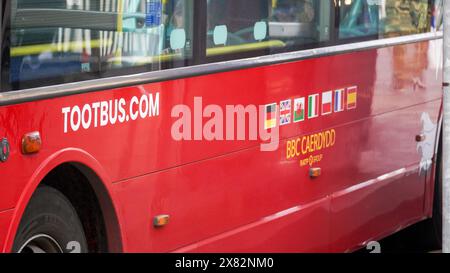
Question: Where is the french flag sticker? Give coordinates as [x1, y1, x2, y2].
[334, 89, 345, 112]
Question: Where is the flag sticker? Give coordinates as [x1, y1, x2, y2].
[264, 103, 277, 129]
[347, 86, 357, 110]
[280, 99, 291, 126]
[275, 85, 357, 125]
[293, 98, 305, 122]
[321, 91, 332, 116]
[308, 94, 319, 119]
[334, 89, 345, 112]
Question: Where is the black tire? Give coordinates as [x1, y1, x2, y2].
[427, 142, 443, 248]
[12, 186, 88, 253]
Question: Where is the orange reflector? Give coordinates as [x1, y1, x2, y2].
[309, 167, 321, 178]
[21, 131, 42, 155]
[153, 215, 170, 228]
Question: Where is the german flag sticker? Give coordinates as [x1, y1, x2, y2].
[264, 103, 277, 129]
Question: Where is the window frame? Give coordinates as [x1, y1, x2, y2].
[0, 0, 442, 98]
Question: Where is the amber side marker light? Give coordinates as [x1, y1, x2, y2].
[153, 215, 170, 228]
[309, 167, 322, 178]
[21, 131, 42, 155]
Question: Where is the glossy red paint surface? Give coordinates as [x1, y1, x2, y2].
[0, 39, 443, 252]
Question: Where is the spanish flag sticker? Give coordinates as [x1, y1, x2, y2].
[346, 86, 357, 110]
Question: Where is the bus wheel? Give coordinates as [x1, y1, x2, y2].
[12, 186, 88, 253]
[427, 143, 443, 248]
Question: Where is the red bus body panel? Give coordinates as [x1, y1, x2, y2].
[0, 39, 443, 252]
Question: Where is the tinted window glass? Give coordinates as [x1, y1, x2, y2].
[381, 0, 431, 37]
[431, 0, 443, 31]
[5, 0, 194, 90]
[338, 0, 379, 39]
[0, 0, 436, 93]
[338, 0, 431, 40]
[206, 0, 331, 57]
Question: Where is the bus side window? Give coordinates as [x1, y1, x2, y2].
[338, 0, 379, 39]
[380, 0, 431, 37]
[269, 0, 329, 46]
[6, 0, 194, 91]
[338, 0, 432, 40]
[206, 0, 331, 58]
[431, 0, 443, 32]
[206, 0, 271, 51]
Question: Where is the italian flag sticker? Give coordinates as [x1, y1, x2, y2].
[308, 94, 319, 119]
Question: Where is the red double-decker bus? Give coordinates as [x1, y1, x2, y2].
[0, 0, 444, 253]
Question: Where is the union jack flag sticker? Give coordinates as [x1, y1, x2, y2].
[280, 99, 291, 126]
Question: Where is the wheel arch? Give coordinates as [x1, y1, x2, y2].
[3, 148, 123, 253]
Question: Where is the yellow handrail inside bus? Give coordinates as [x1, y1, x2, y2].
[11, 40, 286, 64]
[10, 39, 113, 57]
[107, 52, 183, 65]
[117, 0, 124, 33]
[206, 40, 286, 57]
[114, 0, 124, 66]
